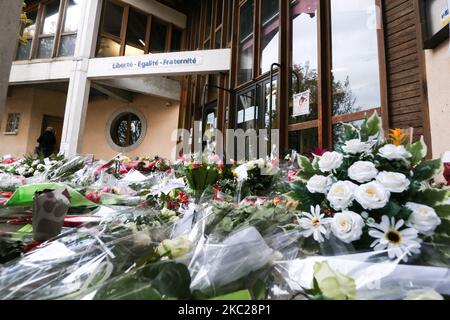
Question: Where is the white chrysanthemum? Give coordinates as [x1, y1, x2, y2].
[368, 216, 421, 262]
[297, 205, 333, 243]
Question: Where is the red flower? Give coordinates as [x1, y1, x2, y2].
[167, 201, 178, 210]
[177, 192, 190, 205]
[313, 148, 327, 157]
[86, 192, 101, 204]
[191, 163, 201, 169]
[2, 159, 14, 164]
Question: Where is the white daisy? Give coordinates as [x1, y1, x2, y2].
[297, 205, 333, 243]
[368, 216, 421, 262]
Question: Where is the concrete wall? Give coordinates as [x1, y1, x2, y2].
[0, 88, 35, 157]
[0, 88, 179, 160]
[0, 1, 22, 125]
[81, 94, 179, 160]
[424, 39, 450, 160]
[0, 87, 67, 156]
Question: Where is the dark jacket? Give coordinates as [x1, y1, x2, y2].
[37, 131, 57, 157]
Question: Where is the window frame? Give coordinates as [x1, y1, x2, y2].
[419, 0, 450, 49]
[96, 0, 185, 57]
[232, 0, 388, 152]
[15, 0, 82, 61]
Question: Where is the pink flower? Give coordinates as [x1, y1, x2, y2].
[191, 163, 201, 169]
[288, 169, 299, 182]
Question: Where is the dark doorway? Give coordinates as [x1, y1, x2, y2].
[41, 115, 64, 154]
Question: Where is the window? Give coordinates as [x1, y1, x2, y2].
[330, 0, 381, 125]
[58, 0, 81, 57]
[5, 114, 21, 134]
[288, 0, 319, 155]
[171, 28, 183, 52]
[286, 0, 382, 153]
[421, 0, 449, 48]
[125, 8, 148, 56]
[16, 10, 38, 60]
[15, 0, 82, 60]
[150, 18, 168, 53]
[37, 0, 61, 59]
[109, 112, 144, 149]
[260, 0, 280, 74]
[96, 1, 183, 57]
[238, 0, 255, 85]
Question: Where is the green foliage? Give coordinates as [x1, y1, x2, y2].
[94, 262, 191, 300]
[407, 137, 428, 166]
[296, 155, 318, 181]
[360, 112, 382, 139]
[413, 159, 442, 182]
[414, 188, 449, 207]
[289, 181, 325, 211]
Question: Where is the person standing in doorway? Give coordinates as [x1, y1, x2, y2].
[37, 127, 57, 157]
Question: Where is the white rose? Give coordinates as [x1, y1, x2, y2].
[319, 152, 344, 172]
[348, 161, 379, 183]
[32, 160, 41, 167]
[376, 171, 410, 193]
[331, 211, 365, 243]
[327, 181, 358, 211]
[378, 144, 411, 160]
[406, 202, 441, 236]
[342, 139, 372, 155]
[354, 182, 390, 210]
[307, 175, 333, 194]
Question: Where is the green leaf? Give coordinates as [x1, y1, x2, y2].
[415, 188, 449, 207]
[413, 159, 442, 181]
[297, 155, 317, 180]
[407, 136, 428, 165]
[288, 182, 324, 211]
[341, 123, 359, 141]
[141, 262, 192, 299]
[435, 205, 450, 218]
[211, 290, 252, 300]
[363, 111, 382, 137]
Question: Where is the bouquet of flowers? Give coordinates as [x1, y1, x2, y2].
[233, 158, 283, 199]
[289, 113, 450, 262]
[176, 154, 223, 202]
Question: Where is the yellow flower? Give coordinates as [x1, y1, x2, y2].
[389, 128, 407, 146]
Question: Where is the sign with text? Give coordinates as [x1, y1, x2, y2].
[292, 90, 311, 117]
[88, 49, 231, 79]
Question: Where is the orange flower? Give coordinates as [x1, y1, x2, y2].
[389, 128, 407, 146]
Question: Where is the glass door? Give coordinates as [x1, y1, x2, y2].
[234, 74, 278, 159]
